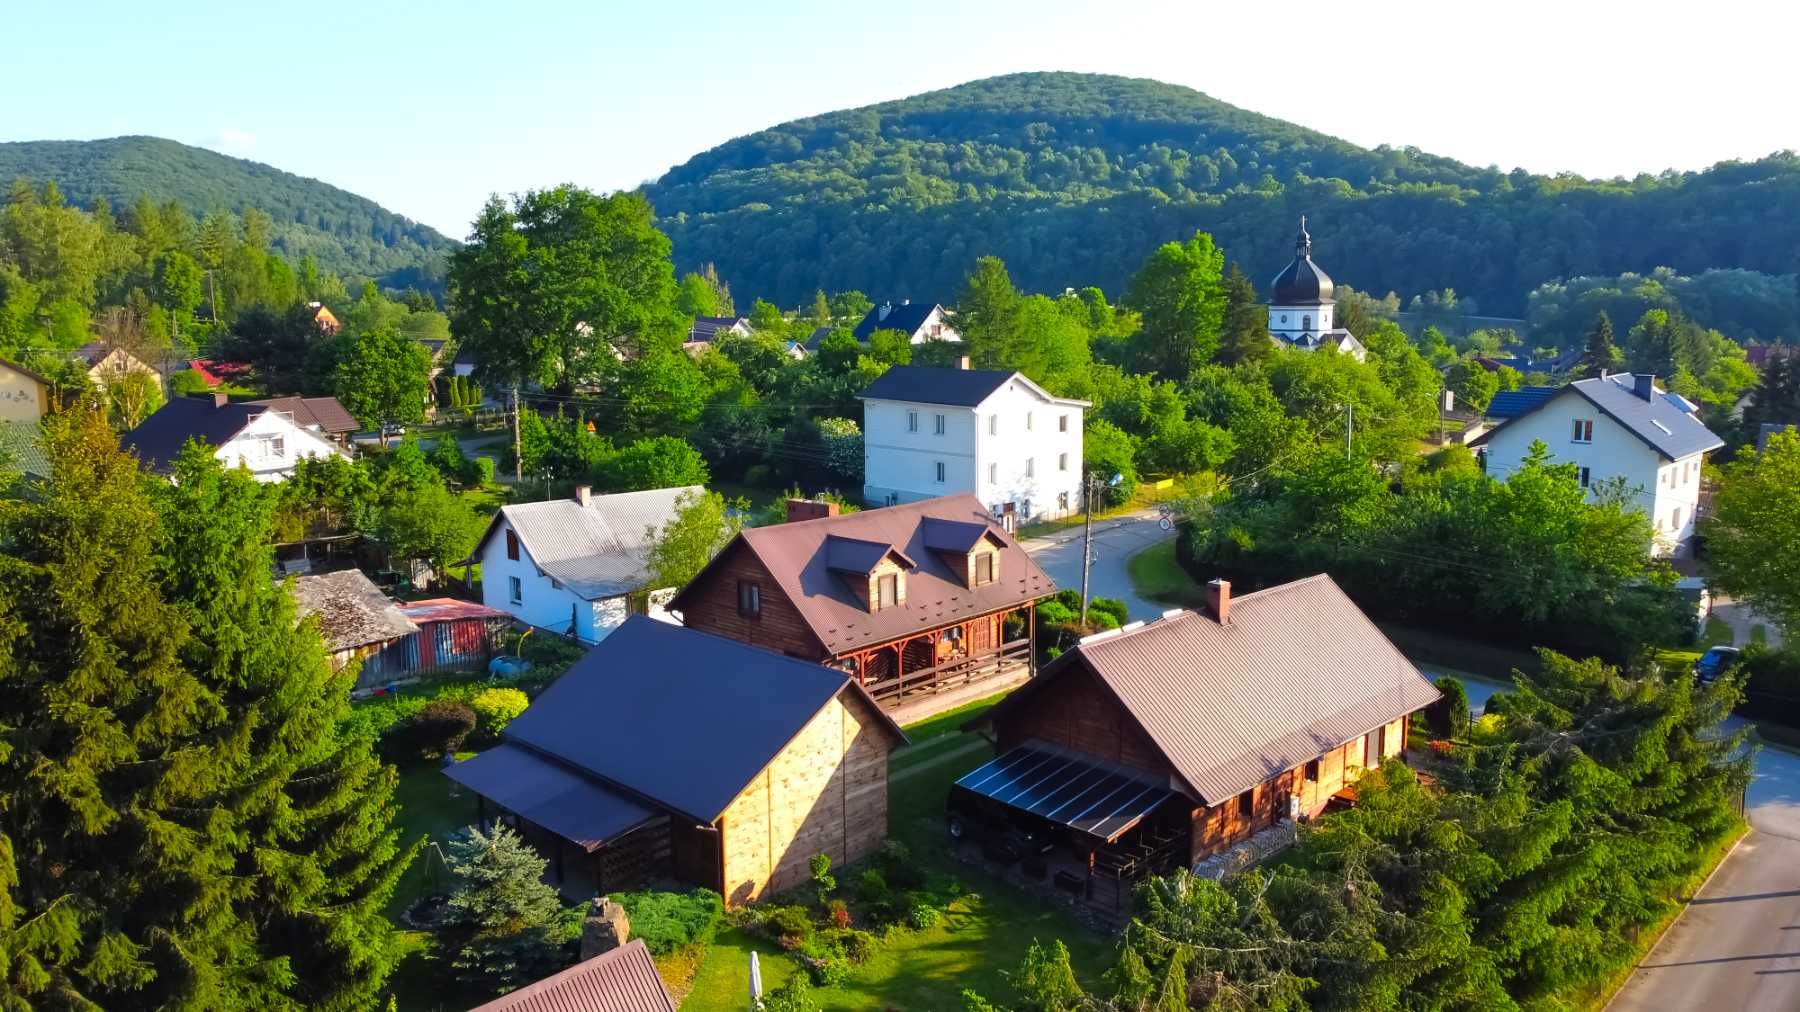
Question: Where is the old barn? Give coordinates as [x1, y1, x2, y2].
[446, 616, 907, 907]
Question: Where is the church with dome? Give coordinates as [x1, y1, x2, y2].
[1268, 218, 1366, 361]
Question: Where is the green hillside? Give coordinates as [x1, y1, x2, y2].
[645, 72, 1800, 314]
[0, 136, 453, 289]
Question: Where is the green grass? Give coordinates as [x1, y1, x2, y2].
[1701, 615, 1735, 648]
[1751, 624, 1769, 645]
[1125, 538, 1210, 609]
[383, 757, 485, 1011]
[893, 691, 1008, 747]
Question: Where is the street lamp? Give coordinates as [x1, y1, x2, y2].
[1079, 471, 1124, 628]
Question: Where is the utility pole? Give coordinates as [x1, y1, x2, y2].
[1079, 473, 1094, 628]
[1344, 402, 1354, 458]
[511, 384, 523, 483]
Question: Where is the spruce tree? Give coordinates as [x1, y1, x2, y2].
[1216, 263, 1271, 367]
[1578, 310, 1622, 377]
[443, 824, 566, 995]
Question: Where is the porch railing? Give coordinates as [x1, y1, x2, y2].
[866, 637, 1031, 705]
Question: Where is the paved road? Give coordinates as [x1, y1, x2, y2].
[1019, 510, 1175, 621]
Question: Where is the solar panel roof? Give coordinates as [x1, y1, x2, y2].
[955, 744, 1173, 843]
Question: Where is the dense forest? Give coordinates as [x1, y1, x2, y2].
[0, 136, 454, 289]
[644, 72, 1800, 315]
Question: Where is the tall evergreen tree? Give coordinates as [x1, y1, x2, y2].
[1215, 262, 1270, 367]
[1576, 310, 1622, 377]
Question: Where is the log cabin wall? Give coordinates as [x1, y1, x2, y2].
[675, 542, 826, 659]
[715, 690, 891, 907]
[992, 665, 1175, 780]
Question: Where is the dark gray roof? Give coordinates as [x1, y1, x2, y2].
[853, 301, 940, 340]
[1269, 218, 1333, 306]
[686, 315, 751, 342]
[1473, 374, 1724, 461]
[444, 744, 659, 852]
[858, 365, 1015, 407]
[1485, 386, 1558, 419]
[469, 486, 704, 600]
[121, 395, 263, 474]
[501, 617, 906, 823]
[467, 939, 675, 1012]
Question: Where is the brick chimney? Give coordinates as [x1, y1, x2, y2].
[786, 498, 840, 523]
[212, 392, 229, 408]
[573, 485, 592, 507]
[1206, 578, 1231, 625]
[1633, 373, 1656, 401]
[958, 355, 971, 371]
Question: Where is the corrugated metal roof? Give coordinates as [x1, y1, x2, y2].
[1473, 375, 1724, 461]
[0, 420, 50, 480]
[672, 494, 1056, 656]
[289, 569, 420, 651]
[443, 744, 659, 851]
[501, 617, 906, 824]
[996, 575, 1440, 806]
[955, 743, 1174, 843]
[1485, 386, 1558, 419]
[398, 597, 513, 623]
[467, 939, 675, 1012]
[249, 395, 359, 434]
[475, 486, 704, 600]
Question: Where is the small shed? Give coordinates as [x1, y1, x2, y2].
[289, 570, 419, 683]
[363, 597, 515, 682]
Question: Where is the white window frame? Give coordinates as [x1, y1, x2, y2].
[1571, 418, 1593, 444]
[989, 414, 998, 435]
[906, 410, 918, 433]
[1059, 452, 1068, 471]
[508, 575, 523, 604]
[988, 463, 997, 484]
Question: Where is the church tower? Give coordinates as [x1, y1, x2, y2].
[1268, 217, 1335, 342]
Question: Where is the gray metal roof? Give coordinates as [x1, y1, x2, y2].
[858, 365, 1015, 407]
[501, 616, 906, 824]
[467, 939, 675, 1012]
[992, 575, 1440, 806]
[0, 421, 50, 480]
[1472, 374, 1724, 462]
[443, 744, 659, 852]
[288, 569, 419, 651]
[248, 395, 359, 434]
[475, 486, 704, 600]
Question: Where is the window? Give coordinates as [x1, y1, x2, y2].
[1058, 452, 1068, 471]
[1059, 414, 1068, 432]
[1281, 314, 1289, 324]
[1302, 314, 1312, 332]
[935, 461, 946, 483]
[736, 580, 762, 618]
[507, 576, 523, 604]
[1571, 418, 1594, 443]
[989, 414, 998, 435]
[1304, 759, 1320, 783]
[1366, 726, 1386, 763]
[1578, 467, 1591, 489]
[505, 529, 520, 561]
[271, 436, 285, 458]
[974, 553, 994, 586]
[907, 410, 918, 433]
[988, 463, 997, 484]
[1026, 411, 1034, 431]
[1024, 458, 1034, 478]
[876, 573, 898, 610]
[934, 413, 946, 435]
[1671, 507, 1682, 531]
[1058, 491, 1069, 511]
[1236, 790, 1254, 818]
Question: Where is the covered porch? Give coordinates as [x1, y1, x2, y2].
[835, 604, 1035, 716]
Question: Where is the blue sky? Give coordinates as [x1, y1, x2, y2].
[6, 0, 1793, 237]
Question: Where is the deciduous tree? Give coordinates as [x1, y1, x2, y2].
[1124, 231, 1225, 381]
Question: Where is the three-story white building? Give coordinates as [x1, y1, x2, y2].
[1473, 372, 1724, 556]
[858, 364, 1088, 527]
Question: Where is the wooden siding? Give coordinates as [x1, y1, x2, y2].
[715, 691, 891, 907]
[677, 542, 827, 660]
[992, 665, 1174, 780]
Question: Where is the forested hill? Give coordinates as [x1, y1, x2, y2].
[645, 72, 1800, 314]
[0, 136, 454, 290]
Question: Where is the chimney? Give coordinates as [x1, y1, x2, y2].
[877, 302, 892, 322]
[900, 298, 911, 306]
[212, 392, 229, 408]
[1206, 578, 1231, 625]
[573, 485, 592, 507]
[1633, 373, 1656, 401]
[958, 355, 971, 371]
[786, 498, 840, 523]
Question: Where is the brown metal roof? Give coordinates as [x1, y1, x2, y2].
[249, 395, 359, 434]
[467, 939, 675, 1012]
[671, 494, 1055, 655]
[988, 574, 1440, 805]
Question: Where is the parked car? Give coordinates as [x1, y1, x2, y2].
[1694, 645, 1741, 684]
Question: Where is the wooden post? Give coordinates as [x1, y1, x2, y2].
[1026, 602, 1037, 675]
[894, 642, 906, 698]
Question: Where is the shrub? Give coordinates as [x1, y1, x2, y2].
[856, 868, 889, 905]
[878, 841, 926, 891]
[906, 897, 942, 930]
[470, 687, 529, 734]
[170, 369, 211, 397]
[761, 973, 819, 1012]
[827, 899, 851, 929]
[840, 928, 877, 964]
[808, 953, 850, 987]
[1010, 938, 1084, 1012]
[1089, 596, 1129, 628]
[1430, 676, 1471, 737]
[469, 455, 496, 486]
[613, 888, 724, 956]
[743, 463, 775, 488]
[758, 905, 813, 943]
[808, 853, 836, 908]
[387, 699, 476, 760]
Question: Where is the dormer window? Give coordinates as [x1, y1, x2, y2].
[876, 573, 898, 610]
[974, 552, 995, 587]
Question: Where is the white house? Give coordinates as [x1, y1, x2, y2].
[1471, 372, 1725, 556]
[851, 301, 961, 345]
[1268, 217, 1366, 361]
[121, 393, 351, 481]
[468, 484, 703, 642]
[858, 363, 1088, 527]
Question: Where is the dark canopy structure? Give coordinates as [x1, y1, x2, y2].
[444, 743, 660, 852]
[954, 743, 1174, 843]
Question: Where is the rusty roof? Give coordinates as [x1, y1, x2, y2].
[983, 574, 1440, 805]
[288, 569, 419, 651]
[467, 939, 674, 1012]
[670, 494, 1055, 656]
[397, 597, 513, 624]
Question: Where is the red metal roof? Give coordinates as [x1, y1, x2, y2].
[398, 597, 513, 623]
[467, 939, 675, 1012]
[186, 358, 251, 387]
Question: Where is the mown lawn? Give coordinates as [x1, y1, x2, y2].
[1125, 538, 1210, 610]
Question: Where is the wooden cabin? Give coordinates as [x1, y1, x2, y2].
[446, 617, 908, 907]
[962, 575, 1440, 912]
[668, 494, 1057, 719]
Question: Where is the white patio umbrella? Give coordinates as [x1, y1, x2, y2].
[749, 950, 764, 1009]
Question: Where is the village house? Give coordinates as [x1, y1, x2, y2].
[668, 494, 1055, 719]
[1267, 218, 1367, 361]
[72, 342, 160, 392]
[470, 939, 675, 1012]
[1472, 372, 1725, 555]
[468, 484, 702, 643]
[288, 569, 420, 682]
[859, 364, 1088, 525]
[0, 356, 52, 424]
[685, 314, 752, 344]
[852, 300, 961, 345]
[958, 575, 1440, 914]
[445, 616, 907, 906]
[306, 301, 341, 335]
[122, 393, 352, 481]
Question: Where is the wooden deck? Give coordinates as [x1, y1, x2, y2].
[864, 638, 1031, 709]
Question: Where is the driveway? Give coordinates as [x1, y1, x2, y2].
[1019, 509, 1174, 622]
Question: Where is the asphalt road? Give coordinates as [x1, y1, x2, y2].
[1021, 522, 1800, 1010]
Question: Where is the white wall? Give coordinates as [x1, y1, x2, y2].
[1269, 301, 1333, 338]
[862, 401, 979, 507]
[477, 514, 630, 641]
[216, 410, 347, 482]
[1481, 391, 1704, 555]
